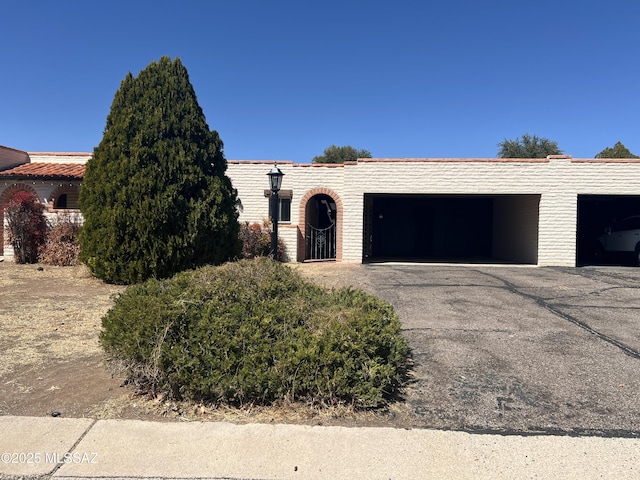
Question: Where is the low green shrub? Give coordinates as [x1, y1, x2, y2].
[100, 258, 409, 408]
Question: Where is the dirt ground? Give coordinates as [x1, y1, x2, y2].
[0, 261, 411, 427]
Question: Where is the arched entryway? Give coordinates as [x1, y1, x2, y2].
[298, 188, 343, 262]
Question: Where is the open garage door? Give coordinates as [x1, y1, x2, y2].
[363, 194, 539, 264]
[577, 195, 640, 266]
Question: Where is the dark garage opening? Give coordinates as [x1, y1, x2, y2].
[363, 194, 539, 264]
[577, 195, 640, 266]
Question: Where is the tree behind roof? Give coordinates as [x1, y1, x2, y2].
[79, 57, 241, 284]
[595, 141, 639, 159]
[497, 134, 562, 158]
[312, 145, 372, 164]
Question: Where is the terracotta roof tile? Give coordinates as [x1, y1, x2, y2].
[0, 162, 85, 179]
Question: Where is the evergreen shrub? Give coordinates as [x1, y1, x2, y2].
[79, 57, 240, 284]
[100, 258, 409, 408]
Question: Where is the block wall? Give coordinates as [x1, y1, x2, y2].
[226, 161, 345, 262]
[227, 157, 640, 266]
[3, 153, 640, 266]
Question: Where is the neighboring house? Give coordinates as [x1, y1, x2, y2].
[3, 145, 640, 266]
[0, 147, 87, 259]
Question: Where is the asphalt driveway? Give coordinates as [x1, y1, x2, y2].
[363, 264, 640, 437]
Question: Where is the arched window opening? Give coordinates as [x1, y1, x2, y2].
[51, 190, 79, 209]
[54, 194, 68, 209]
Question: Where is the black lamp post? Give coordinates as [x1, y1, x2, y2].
[267, 162, 284, 260]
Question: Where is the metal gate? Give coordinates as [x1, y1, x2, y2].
[306, 222, 336, 260]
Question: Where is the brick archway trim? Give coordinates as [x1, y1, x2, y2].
[297, 187, 343, 262]
[0, 183, 40, 256]
[48, 184, 80, 210]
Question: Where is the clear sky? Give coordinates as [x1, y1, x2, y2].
[1, 1, 638, 162]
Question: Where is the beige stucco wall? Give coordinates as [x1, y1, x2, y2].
[338, 159, 547, 263]
[158, 156, 640, 266]
[226, 161, 345, 262]
[28, 152, 92, 164]
[332, 157, 640, 265]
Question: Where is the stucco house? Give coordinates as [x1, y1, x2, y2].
[0, 147, 87, 259]
[2, 144, 640, 266]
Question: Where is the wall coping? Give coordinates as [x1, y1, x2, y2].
[231, 157, 640, 166]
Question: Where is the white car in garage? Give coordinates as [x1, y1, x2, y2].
[594, 215, 640, 266]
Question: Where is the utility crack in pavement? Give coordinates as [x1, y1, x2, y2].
[478, 270, 640, 361]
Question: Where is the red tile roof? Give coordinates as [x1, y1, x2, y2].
[0, 162, 85, 179]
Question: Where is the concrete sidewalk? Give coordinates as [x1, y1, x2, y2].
[1, 416, 639, 480]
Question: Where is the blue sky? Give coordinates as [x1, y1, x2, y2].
[1, 1, 638, 162]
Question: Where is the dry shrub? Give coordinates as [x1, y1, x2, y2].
[239, 220, 287, 260]
[5, 191, 48, 264]
[39, 215, 81, 266]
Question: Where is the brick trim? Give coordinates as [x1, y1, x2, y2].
[297, 187, 343, 262]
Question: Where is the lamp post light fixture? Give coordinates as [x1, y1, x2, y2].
[266, 162, 284, 260]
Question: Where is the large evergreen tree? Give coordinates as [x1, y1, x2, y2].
[79, 57, 241, 284]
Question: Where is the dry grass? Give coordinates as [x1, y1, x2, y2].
[0, 262, 124, 378]
[86, 390, 401, 427]
[0, 259, 405, 427]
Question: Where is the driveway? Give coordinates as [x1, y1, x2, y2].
[363, 264, 640, 437]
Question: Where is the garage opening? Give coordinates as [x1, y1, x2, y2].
[577, 195, 640, 266]
[363, 194, 539, 264]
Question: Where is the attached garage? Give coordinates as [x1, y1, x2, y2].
[363, 194, 539, 264]
[577, 195, 640, 266]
